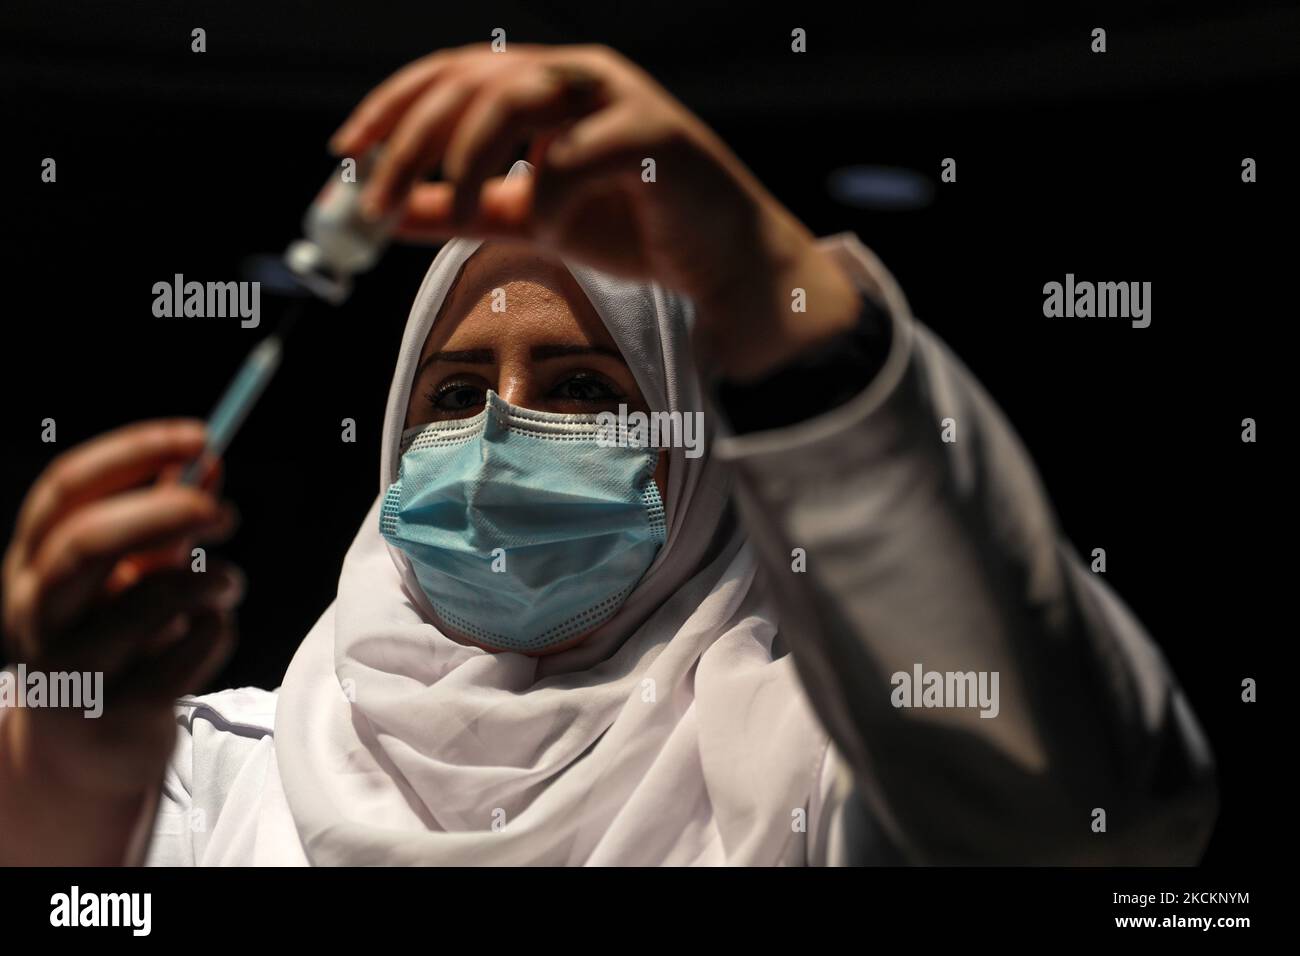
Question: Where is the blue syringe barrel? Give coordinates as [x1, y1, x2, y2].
[180, 336, 283, 486]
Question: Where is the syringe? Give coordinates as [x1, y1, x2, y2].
[179, 300, 302, 486]
[180, 151, 397, 485]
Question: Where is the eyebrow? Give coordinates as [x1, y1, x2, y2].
[423, 349, 495, 365]
[530, 344, 625, 362]
[417, 344, 625, 376]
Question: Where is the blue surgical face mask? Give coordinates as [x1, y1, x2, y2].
[380, 390, 667, 653]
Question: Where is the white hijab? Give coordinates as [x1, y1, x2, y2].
[274, 161, 831, 865]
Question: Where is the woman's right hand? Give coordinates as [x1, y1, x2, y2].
[0, 419, 243, 864]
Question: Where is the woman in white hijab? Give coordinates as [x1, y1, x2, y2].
[0, 44, 1216, 866]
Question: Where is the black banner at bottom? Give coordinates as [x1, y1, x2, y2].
[0, 866, 1260, 942]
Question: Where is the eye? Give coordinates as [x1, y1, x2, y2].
[549, 371, 624, 404]
[426, 379, 486, 413]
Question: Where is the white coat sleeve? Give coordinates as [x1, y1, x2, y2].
[714, 233, 1219, 865]
[140, 687, 278, 866]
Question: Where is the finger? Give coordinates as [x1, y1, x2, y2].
[330, 52, 454, 156]
[20, 485, 233, 638]
[9, 419, 207, 570]
[331, 44, 552, 156]
[392, 178, 536, 244]
[53, 564, 244, 677]
[115, 610, 236, 706]
[135, 459, 232, 587]
[160, 456, 224, 497]
[543, 101, 650, 173]
[526, 128, 566, 168]
[531, 149, 646, 247]
[101, 561, 245, 644]
[110, 499, 239, 592]
[390, 97, 642, 246]
[443, 65, 610, 225]
[359, 79, 482, 220]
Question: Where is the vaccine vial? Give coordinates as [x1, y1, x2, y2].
[285, 150, 401, 305]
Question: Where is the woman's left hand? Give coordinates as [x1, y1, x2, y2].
[331, 42, 862, 382]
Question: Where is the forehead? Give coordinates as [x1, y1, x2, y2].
[420, 242, 620, 356]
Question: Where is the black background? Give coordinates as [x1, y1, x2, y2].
[1, 0, 1291, 869]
